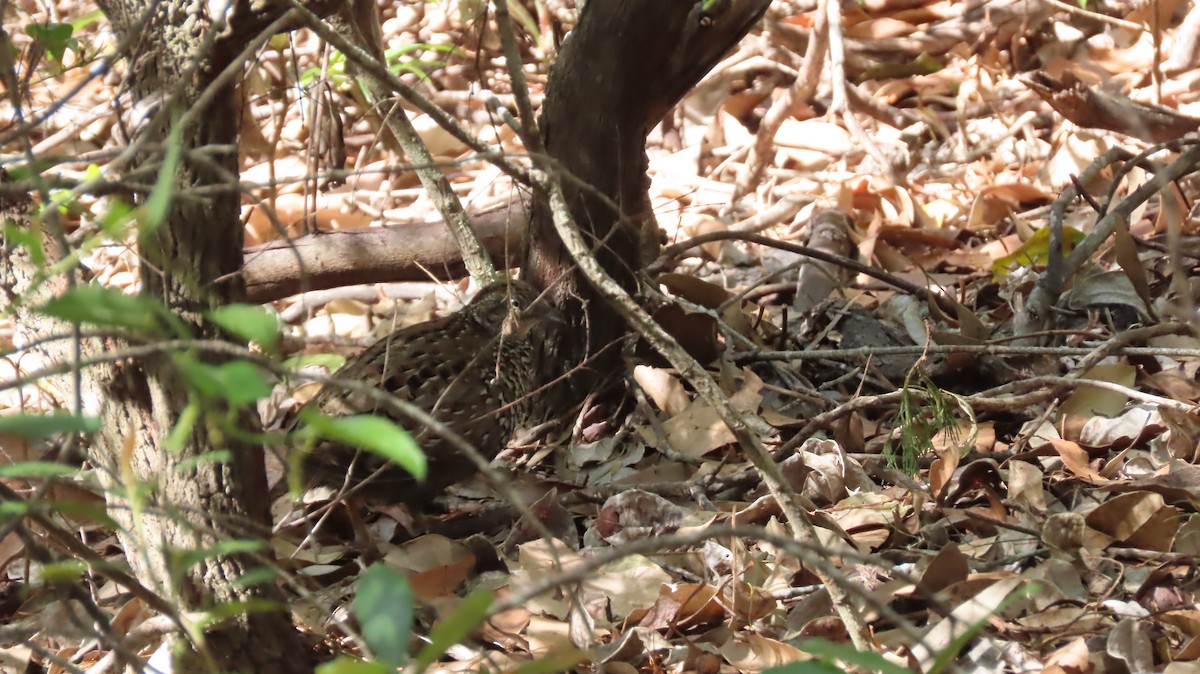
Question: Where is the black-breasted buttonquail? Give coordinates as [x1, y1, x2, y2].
[296, 281, 560, 503]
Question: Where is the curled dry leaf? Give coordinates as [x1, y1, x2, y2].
[595, 489, 685, 545]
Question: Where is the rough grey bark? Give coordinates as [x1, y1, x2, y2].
[1, 0, 314, 669]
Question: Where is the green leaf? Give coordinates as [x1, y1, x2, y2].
[355, 564, 414, 670]
[414, 589, 493, 671]
[991, 225, 1085, 278]
[175, 449, 232, 471]
[0, 461, 79, 479]
[98, 198, 135, 238]
[234, 566, 278, 588]
[69, 10, 103, 30]
[0, 500, 31, 517]
[763, 662, 846, 674]
[0, 412, 99, 440]
[173, 539, 267, 583]
[164, 400, 200, 452]
[284, 353, 346, 372]
[791, 638, 911, 674]
[210, 361, 272, 407]
[39, 559, 88, 583]
[36, 500, 117, 528]
[4, 221, 45, 266]
[174, 357, 272, 408]
[510, 649, 591, 674]
[299, 412, 426, 481]
[208, 304, 280, 349]
[25, 22, 75, 63]
[141, 120, 184, 234]
[37, 285, 169, 335]
[195, 599, 285, 629]
[315, 657, 388, 674]
[768, 657, 844, 666]
[46, 188, 80, 215]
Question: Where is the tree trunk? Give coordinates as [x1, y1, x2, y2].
[524, 0, 770, 387]
[2, 0, 313, 669]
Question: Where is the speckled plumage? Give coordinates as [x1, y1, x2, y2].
[299, 281, 557, 503]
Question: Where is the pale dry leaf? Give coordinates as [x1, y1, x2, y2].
[719, 633, 807, 671]
[1108, 617, 1154, 674]
[633, 365, 689, 416]
[910, 577, 1023, 669]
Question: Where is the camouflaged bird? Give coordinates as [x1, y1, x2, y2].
[297, 281, 561, 503]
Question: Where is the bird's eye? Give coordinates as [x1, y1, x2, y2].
[510, 297, 522, 309]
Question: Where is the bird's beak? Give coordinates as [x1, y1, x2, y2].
[504, 300, 566, 339]
[525, 302, 566, 326]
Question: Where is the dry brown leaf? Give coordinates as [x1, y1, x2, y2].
[918, 542, 970, 595]
[631, 583, 725, 632]
[678, 213, 728, 260]
[1043, 636, 1091, 673]
[719, 633, 809, 671]
[966, 183, 1053, 230]
[660, 369, 763, 457]
[633, 365, 689, 416]
[1108, 618, 1154, 674]
[1007, 460, 1047, 511]
[1046, 438, 1106, 482]
[383, 534, 476, 600]
[913, 577, 1023, 668]
[1060, 362, 1137, 421]
[1085, 491, 1181, 550]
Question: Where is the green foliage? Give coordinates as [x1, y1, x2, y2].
[414, 589, 494, 672]
[171, 539, 268, 588]
[196, 599, 290, 630]
[787, 639, 912, 674]
[4, 220, 46, 266]
[174, 448, 234, 472]
[68, 10, 103, 31]
[763, 660, 848, 674]
[37, 285, 185, 337]
[140, 119, 185, 236]
[173, 355, 273, 409]
[0, 461, 80, 479]
[284, 352, 347, 372]
[316, 657, 389, 674]
[0, 411, 99, 439]
[355, 564, 415, 670]
[991, 225, 1085, 278]
[300, 43, 458, 89]
[208, 304, 281, 350]
[164, 401, 202, 452]
[97, 195, 136, 238]
[165, 354, 274, 451]
[385, 43, 458, 78]
[52, 499, 118, 527]
[25, 22, 78, 68]
[884, 374, 972, 475]
[37, 559, 89, 583]
[297, 411, 427, 481]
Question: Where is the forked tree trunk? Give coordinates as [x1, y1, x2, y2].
[524, 0, 771, 385]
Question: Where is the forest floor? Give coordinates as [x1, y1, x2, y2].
[5, 0, 1200, 671]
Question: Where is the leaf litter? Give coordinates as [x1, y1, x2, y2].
[5, 0, 1200, 670]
